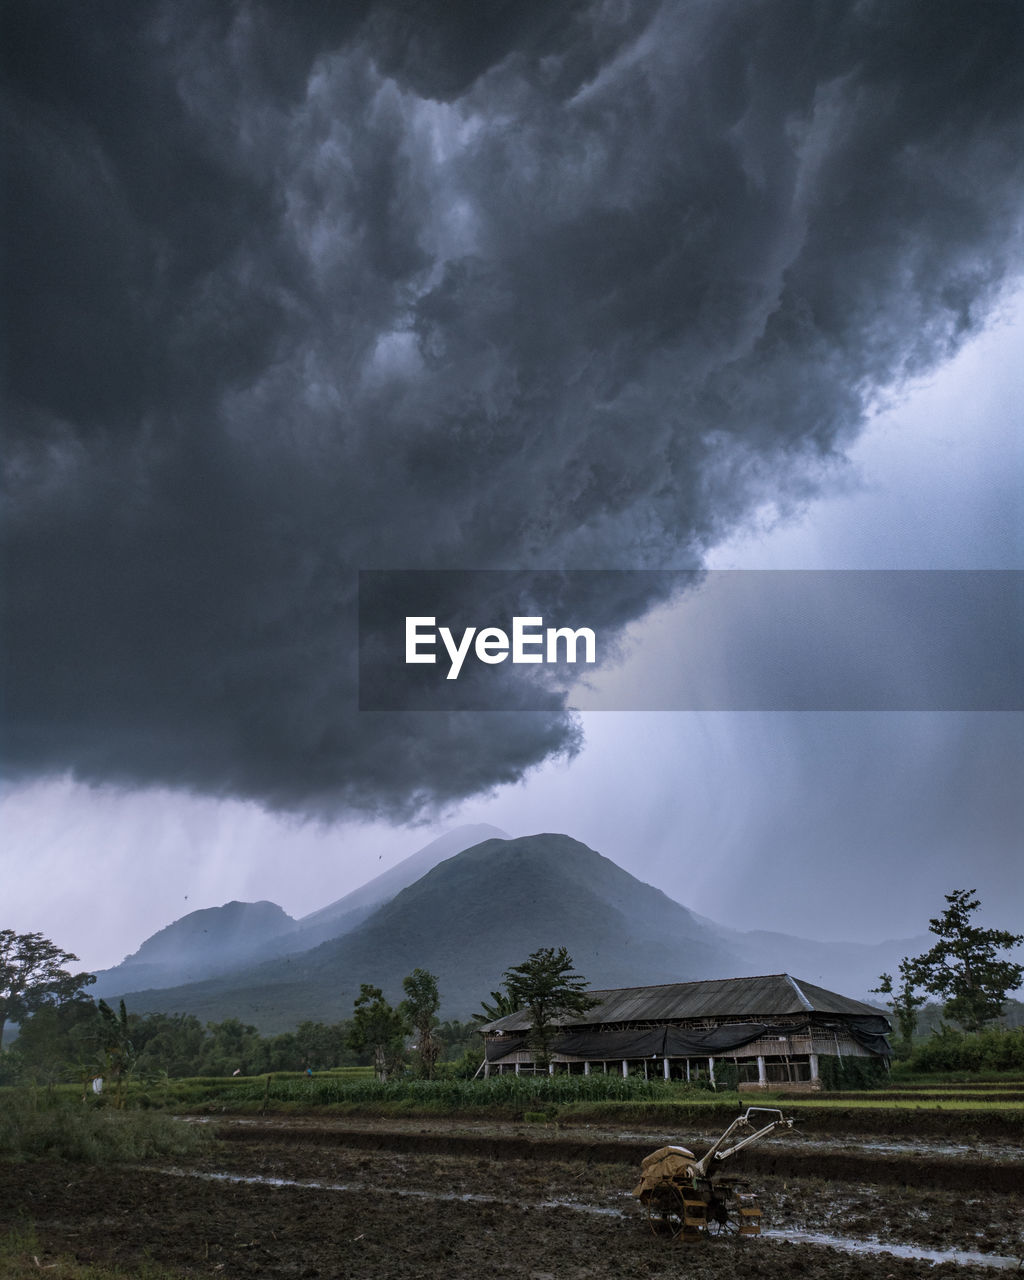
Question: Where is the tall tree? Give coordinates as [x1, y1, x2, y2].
[872, 958, 927, 1054]
[0, 930, 95, 1049]
[400, 969, 441, 1080]
[5, 997, 97, 1085]
[502, 946, 598, 1067]
[295, 1021, 349, 1071]
[908, 889, 1023, 1033]
[132, 1012, 207, 1078]
[347, 985, 408, 1081]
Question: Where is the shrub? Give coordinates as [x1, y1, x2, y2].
[0, 1089, 211, 1163]
[710, 1063, 739, 1092]
[817, 1055, 889, 1091]
[905, 1026, 1024, 1074]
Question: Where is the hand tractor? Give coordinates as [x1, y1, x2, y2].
[632, 1106, 793, 1241]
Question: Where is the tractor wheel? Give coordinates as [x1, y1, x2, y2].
[645, 1184, 687, 1238]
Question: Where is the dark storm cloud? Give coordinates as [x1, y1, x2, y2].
[3, 1, 1023, 816]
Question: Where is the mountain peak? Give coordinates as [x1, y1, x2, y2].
[124, 899, 298, 967]
[297, 823, 509, 930]
[99, 830, 914, 1030]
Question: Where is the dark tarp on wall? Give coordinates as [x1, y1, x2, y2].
[823, 1016, 892, 1055]
[486, 1017, 892, 1062]
[484, 1035, 529, 1062]
[663, 1023, 784, 1056]
[553, 1028, 666, 1060]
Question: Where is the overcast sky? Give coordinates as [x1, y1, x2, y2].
[3, 1, 1022, 972]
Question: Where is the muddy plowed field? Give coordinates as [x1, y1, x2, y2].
[3, 1115, 1022, 1278]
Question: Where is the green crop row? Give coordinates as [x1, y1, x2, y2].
[233, 1071, 708, 1108]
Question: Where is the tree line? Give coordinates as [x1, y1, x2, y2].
[1, 933, 595, 1089]
[0, 930, 588, 1087]
[0, 932, 485, 1087]
[4, 889, 1021, 1087]
[0, 990, 484, 1088]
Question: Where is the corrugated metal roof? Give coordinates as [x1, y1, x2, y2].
[479, 973, 882, 1033]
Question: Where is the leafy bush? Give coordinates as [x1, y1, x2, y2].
[710, 1062, 739, 1092]
[817, 1055, 889, 1090]
[904, 1026, 1024, 1074]
[0, 1089, 211, 1162]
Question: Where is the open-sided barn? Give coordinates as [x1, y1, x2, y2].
[479, 973, 891, 1090]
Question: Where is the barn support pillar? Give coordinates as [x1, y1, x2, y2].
[757, 1055, 766, 1086]
[663, 1057, 671, 1080]
[622, 1059, 629, 1077]
[808, 1053, 819, 1084]
[514, 1062, 520, 1076]
[708, 1057, 715, 1086]
[548, 1062, 555, 1075]
[584, 1061, 591, 1076]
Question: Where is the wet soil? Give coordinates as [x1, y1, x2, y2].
[208, 1116, 1024, 1192]
[3, 1116, 1022, 1279]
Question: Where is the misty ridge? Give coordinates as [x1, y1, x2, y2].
[90, 829, 930, 1033]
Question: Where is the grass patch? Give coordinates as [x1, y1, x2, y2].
[890, 1068, 1024, 1087]
[771, 1093, 1024, 1111]
[0, 1090, 211, 1164]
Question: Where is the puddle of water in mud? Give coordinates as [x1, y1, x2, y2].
[198, 1117, 1024, 1165]
[614, 1129, 1021, 1162]
[151, 1167, 1023, 1269]
[762, 1229, 1023, 1270]
[772, 1137, 1022, 1161]
[156, 1166, 622, 1215]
